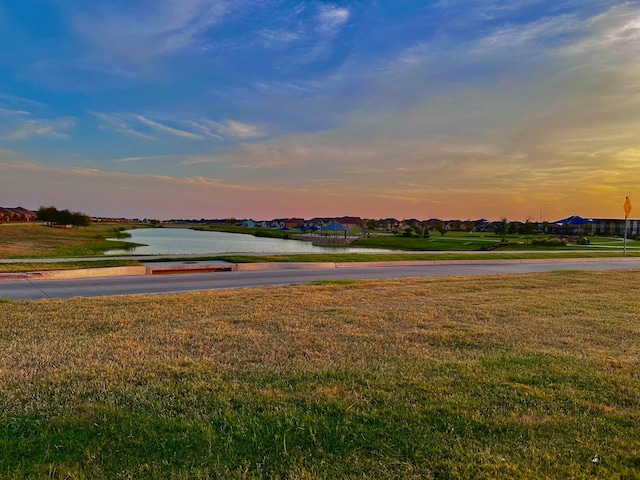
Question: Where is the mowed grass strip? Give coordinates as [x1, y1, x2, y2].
[0, 260, 143, 273]
[0, 223, 139, 259]
[1, 271, 639, 479]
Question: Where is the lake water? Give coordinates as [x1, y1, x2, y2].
[105, 227, 396, 255]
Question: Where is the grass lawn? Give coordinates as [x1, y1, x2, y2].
[0, 223, 143, 259]
[1, 271, 639, 479]
[353, 233, 498, 250]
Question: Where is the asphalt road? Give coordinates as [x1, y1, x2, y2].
[2, 259, 640, 300]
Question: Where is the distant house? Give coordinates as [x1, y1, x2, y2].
[308, 218, 330, 228]
[273, 218, 304, 229]
[334, 216, 362, 230]
[401, 218, 422, 229]
[472, 219, 490, 232]
[382, 218, 400, 229]
[0, 207, 37, 222]
[242, 220, 256, 227]
[423, 219, 441, 230]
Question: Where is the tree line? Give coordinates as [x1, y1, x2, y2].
[37, 206, 91, 227]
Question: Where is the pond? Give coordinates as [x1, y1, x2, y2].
[105, 227, 397, 255]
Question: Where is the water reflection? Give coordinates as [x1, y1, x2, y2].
[105, 227, 396, 255]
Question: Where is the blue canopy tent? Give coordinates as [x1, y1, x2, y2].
[554, 215, 593, 226]
[321, 221, 348, 238]
[553, 215, 594, 235]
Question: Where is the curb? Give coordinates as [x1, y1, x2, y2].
[235, 262, 336, 271]
[26, 266, 147, 279]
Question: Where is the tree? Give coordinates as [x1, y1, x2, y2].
[37, 206, 58, 224]
[366, 219, 378, 230]
[493, 218, 508, 242]
[522, 218, 537, 236]
[464, 220, 474, 233]
[72, 211, 91, 227]
[435, 220, 447, 236]
[420, 221, 431, 238]
[37, 205, 91, 227]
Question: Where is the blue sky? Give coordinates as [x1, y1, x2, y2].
[1, 0, 639, 220]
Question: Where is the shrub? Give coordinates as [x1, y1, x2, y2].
[531, 237, 566, 247]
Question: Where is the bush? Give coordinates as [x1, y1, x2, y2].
[531, 237, 566, 247]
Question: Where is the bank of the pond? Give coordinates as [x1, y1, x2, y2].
[105, 226, 399, 256]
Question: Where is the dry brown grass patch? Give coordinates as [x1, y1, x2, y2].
[1, 271, 639, 385]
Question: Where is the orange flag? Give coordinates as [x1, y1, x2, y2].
[624, 196, 632, 218]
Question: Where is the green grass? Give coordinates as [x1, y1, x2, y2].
[353, 233, 498, 250]
[0, 223, 146, 259]
[194, 225, 297, 239]
[1, 271, 639, 478]
[210, 250, 640, 263]
[355, 231, 639, 251]
[0, 260, 142, 273]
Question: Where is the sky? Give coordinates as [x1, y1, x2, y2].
[1, 0, 640, 221]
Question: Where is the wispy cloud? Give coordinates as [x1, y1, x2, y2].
[92, 112, 155, 140]
[95, 112, 263, 141]
[0, 108, 30, 116]
[475, 14, 581, 52]
[317, 5, 350, 33]
[0, 92, 46, 108]
[3, 117, 74, 140]
[113, 155, 180, 163]
[214, 120, 266, 139]
[187, 120, 225, 140]
[189, 119, 266, 139]
[134, 115, 204, 140]
[257, 29, 301, 48]
[70, 0, 231, 68]
[565, 5, 640, 57]
[275, 3, 352, 66]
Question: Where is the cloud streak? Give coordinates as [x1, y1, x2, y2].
[317, 5, 350, 33]
[93, 112, 155, 140]
[70, 0, 230, 66]
[134, 115, 204, 140]
[3, 117, 75, 140]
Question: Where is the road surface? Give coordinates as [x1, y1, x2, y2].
[2, 259, 640, 300]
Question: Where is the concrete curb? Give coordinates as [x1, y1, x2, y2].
[235, 262, 336, 271]
[0, 273, 29, 280]
[26, 266, 147, 280]
[146, 264, 235, 275]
